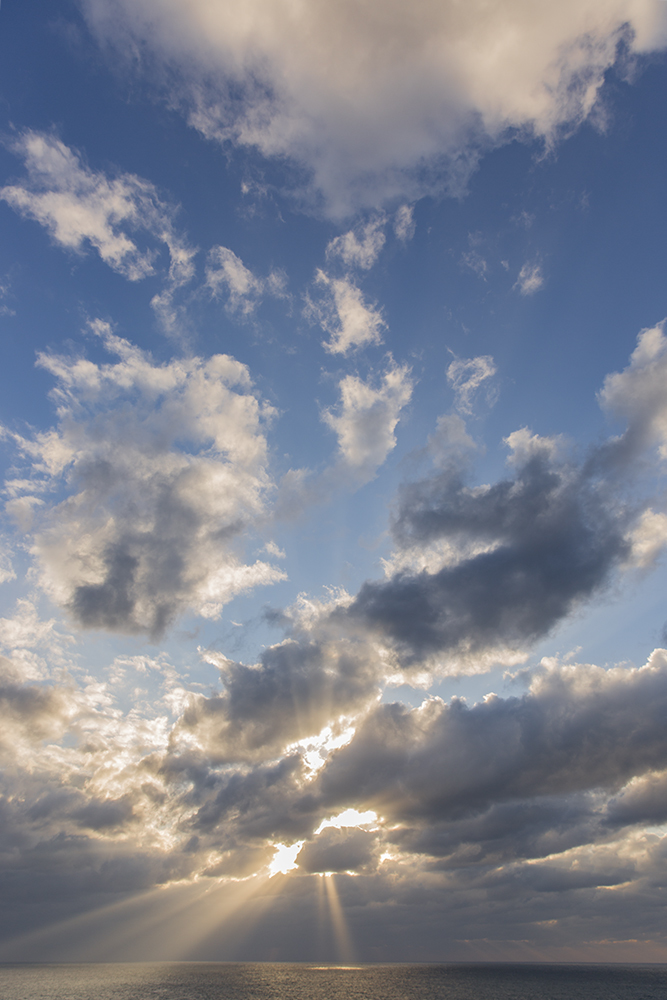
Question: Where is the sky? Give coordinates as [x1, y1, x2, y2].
[1, 0, 667, 965]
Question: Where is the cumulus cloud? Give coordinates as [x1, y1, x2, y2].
[318, 651, 667, 822]
[3, 326, 667, 958]
[447, 354, 497, 414]
[599, 319, 667, 460]
[0, 130, 194, 284]
[345, 449, 629, 671]
[4, 323, 284, 637]
[4, 629, 667, 959]
[80, 0, 667, 214]
[305, 271, 385, 354]
[322, 362, 413, 481]
[205, 245, 286, 315]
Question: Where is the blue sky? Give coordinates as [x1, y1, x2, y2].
[2, 0, 667, 964]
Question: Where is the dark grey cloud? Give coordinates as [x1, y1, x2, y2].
[317, 653, 667, 825]
[345, 451, 630, 664]
[173, 637, 381, 763]
[605, 770, 667, 827]
[296, 826, 377, 873]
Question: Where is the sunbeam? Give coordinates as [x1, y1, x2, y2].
[324, 875, 356, 966]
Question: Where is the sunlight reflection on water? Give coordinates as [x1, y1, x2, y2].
[1, 962, 667, 1000]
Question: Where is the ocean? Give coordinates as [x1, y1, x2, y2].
[0, 962, 666, 1000]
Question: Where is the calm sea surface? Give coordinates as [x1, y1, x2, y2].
[0, 962, 666, 1000]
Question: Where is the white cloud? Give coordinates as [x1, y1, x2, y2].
[205, 245, 286, 315]
[514, 261, 544, 295]
[0, 131, 194, 286]
[394, 205, 415, 242]
[81, 0, 667, 215]
[323, 362, 413, 478]
[599, 320, 667, 460]
[447, 354, 497, 413]
[623, 508, 667, 568]
[0, 540, 15, 585]
[4, 323, 285, 636]
[326, 217, 386, 270]
[306, 271, 384, 354]
[0, 277, 15, 317]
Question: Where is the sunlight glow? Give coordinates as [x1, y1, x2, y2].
[287, 723, 357, 775]
[315, 808, 378, 834]
[268, 841, 304, 876]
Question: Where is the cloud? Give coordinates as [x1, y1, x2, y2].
[623, 508, 667, 568]
[326, 217, 386, 270]
[0, 540, 15, 585]
[599, 319, 667, 460]
[80, 0, 667, 215]
[0, 131, 194, 284]
[205, 245, 286, 315]
[305, 271, 385, 354]
[0, 277, 15, 317]
[318, 651, 667, 824]
[296, 826, 377, 873]
[461, 249, 488, 279]
[4, 323, 285, 637]
[2, 326, 667, 956]
[514, 261, 544, 295]
[394, 205, 415, 242]
[446, 354, 497, 414]
[322, 362, 413, 481]
[175, 632, 381, 766]
[342, 436, 632, 671]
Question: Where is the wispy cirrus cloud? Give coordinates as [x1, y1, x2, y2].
[447, 354, 497, 414]
[514, 261, 544, 295]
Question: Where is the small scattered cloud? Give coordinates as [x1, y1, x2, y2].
[205, 245, 286, 316]
[447, 354, 497, 413]
[0, 277, 15, 317]
[514, 261, 544, 295]
[599, 320, 667, 461]
[461, 249, 488, 279]
[322, 362, 414, 481]
[394, 205, 415, 242]
[326, 216, 386, 270]
[305, 271, 385, 354]
[0, 541, 15, 585]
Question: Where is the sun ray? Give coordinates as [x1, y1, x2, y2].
[324, 874, 356, 966]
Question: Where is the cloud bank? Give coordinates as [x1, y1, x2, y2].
[2, 323, 667, 959]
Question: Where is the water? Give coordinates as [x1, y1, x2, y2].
[0, 963, 666, 1000]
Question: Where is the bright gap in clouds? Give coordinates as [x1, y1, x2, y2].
[268, 842, 304, 877]
[315, 810, 379, 835]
